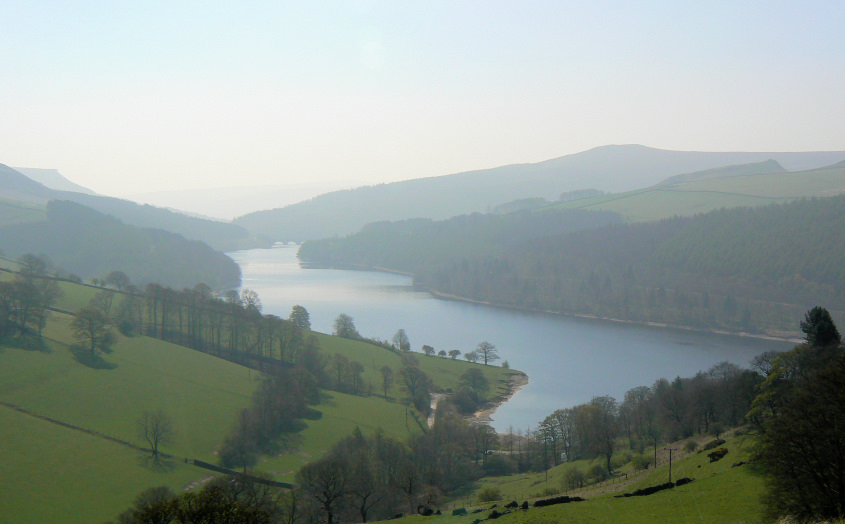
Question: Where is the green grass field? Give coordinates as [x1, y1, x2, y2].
[0, 407, 215, 524]
[550, 164, 845, 222]
[5, 316, 257, 463]
[386, 433, 764, 523]
[257, 391, 425, 483]
[314, 332, 518, 403]
[2, 274, 523, 521]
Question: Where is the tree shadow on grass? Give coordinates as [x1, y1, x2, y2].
[267, 432, 305, 455]
[137, 452, 177, 473]
[319, 393, 338, 408]
[303, 408, 323, 421]
[0, 334, 51, 353]
[69, 344, 117, 370]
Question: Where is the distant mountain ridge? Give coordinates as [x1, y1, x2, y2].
[235, 145, 845, 242]
[12, 167, 97, 195]
[0, 164, 251, 251]
[656, 159, 787, 186]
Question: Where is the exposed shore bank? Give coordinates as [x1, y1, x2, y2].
[474, 371, 530, 424]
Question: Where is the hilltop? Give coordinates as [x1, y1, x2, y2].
[235, 145, 845, 242]
[0, 163, 253, 251]
[300, 162, 845, 338]
[12, 167, 97, 195]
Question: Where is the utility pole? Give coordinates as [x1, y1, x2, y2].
[665, 447, 677, 483]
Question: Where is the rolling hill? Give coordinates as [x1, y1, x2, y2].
[0, 163, 253, 251]
[0, 200, 242, 290]
[299, 164, 845, 337]
[1, 272, 518, 521]
[235, 145, 845, 242]
[551, 159, 845, 222]
[12, 167, 97, 195]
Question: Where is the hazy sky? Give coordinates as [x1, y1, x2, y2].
[2, 1, 844, 196]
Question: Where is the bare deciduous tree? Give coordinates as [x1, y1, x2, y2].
[137, 409, 176, 460]
[475, 341, 499, 365]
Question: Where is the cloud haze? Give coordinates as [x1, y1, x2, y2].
[1, 2, 843, 196]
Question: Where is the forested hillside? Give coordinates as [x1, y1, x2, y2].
[0, 200, 240, 290]
[300, 208, 621, 274]
[236, 145, 845, 242]
[300, 196, 845, 337]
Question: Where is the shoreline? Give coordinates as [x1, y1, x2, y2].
[424, 289, 803, 344]
[474, 371, 530, 424]
[296, 258, 803, 344]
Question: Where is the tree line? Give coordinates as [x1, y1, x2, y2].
[300, 196, 845, 336]
[0, 254, 63, 340]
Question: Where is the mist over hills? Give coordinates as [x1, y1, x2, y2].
[0, 164, 251, 251]
[124, 181, 351, 221]
[235, 145, 845, 242]
[0, 200, 241, 290]
[12, 167, 97, 195]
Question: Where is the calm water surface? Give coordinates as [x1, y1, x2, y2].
[231, 246, 790, 431]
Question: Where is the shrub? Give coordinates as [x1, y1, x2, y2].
[707, 447, 729, 462]
[117, 318, 136, 336]
[701, 438, 726, 452]
[611, 451, 632, 469]
[483, 455, 515, 477]
[451, 387, 480, 414]
[562, 468, 586, 490]
[630, 454, 651, 471]
[588, 464, 609, 483]
[477, 486, 502, 503]
[684, 440, 698, 453]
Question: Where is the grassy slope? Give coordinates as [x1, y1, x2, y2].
[314, 332, 517, 403]
[2, 277, 523, 520]
[4, 315, 257, 462]
[551, 164, 845, 222]
[0, 408, 210, 524]
[387, 433, 763, 523]
[0, 198, 46, 227]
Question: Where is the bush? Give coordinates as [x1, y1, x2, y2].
[562, 468, 586, 491]
[451, 386, 482, 414]
[483, 455, 515, 477]
[477, 486, 502, 503]
[701, 438, 726, 452]
[117, 318, 136, 336]
[630, 454, 651, 471]
[611, 451, 632, 469]
[710, 422, 725, 438]
[684, 440, 698, 453]
[588, 464, 609, 483]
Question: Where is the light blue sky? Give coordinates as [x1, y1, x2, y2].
[2, 1, 844, 195]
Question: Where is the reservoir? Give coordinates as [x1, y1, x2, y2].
[231, 246, 791, 432]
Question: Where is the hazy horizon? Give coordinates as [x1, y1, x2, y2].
[3, 2, 844, 197]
